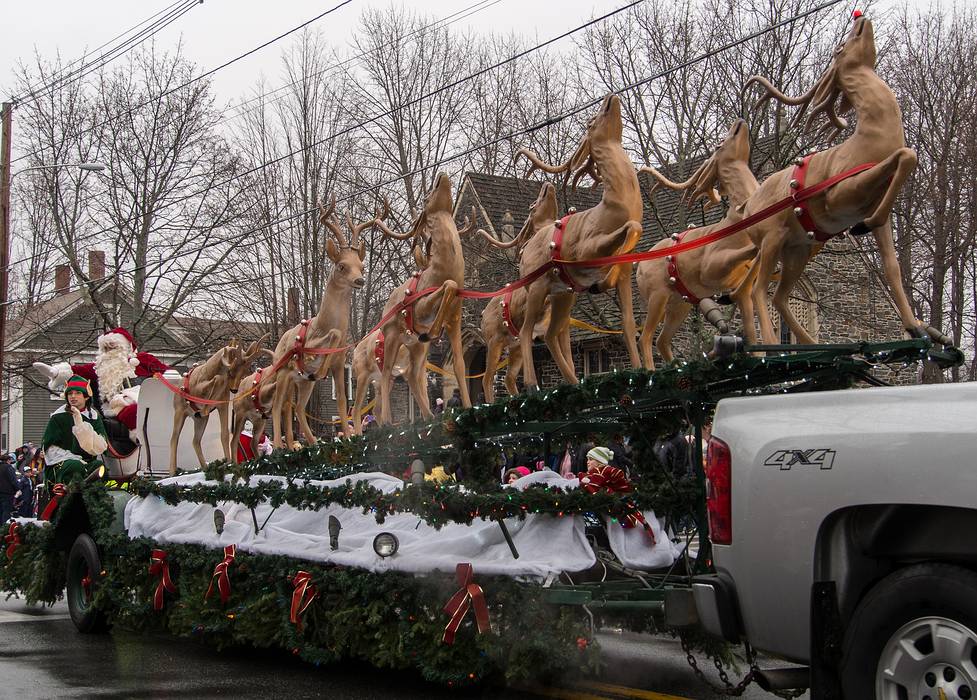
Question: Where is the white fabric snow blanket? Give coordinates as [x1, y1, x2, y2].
[125, 471, 678, 579]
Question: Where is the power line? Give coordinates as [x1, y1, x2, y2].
[11, 0, 202, 104]
[11, 0, 355, 166]
[3, 0, 846, 310]
[5, 0, 642, 270]
[222, 0, 501, 126]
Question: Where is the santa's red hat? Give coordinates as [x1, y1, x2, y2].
[104, 327, 137, 350]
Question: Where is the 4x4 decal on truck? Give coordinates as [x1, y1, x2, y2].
[764, 448, 836, 471]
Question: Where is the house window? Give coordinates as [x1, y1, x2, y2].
[582, 347, 609, 377]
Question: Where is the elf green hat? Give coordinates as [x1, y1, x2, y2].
[586, 446, 614, 466]
[64, 375, 93, 399]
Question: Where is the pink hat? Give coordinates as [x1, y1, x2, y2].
[514, 467, 531, 478]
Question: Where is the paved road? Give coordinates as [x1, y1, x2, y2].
[0, 598, 805, 699]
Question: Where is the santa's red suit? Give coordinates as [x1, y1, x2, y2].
[35, 328, 170, 431]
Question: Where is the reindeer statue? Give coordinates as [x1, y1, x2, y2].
[636, 118, 766, 368]
[230, 330, 342, 460]
[511, 94, 643, 389]
[348, 330, 409, 435]
[169, 336, 268, 474]
[477, 182, 559, 403]
[268, 197, 388, 448]
[369, 174, 479, 424]
[739, 13, 948, 346]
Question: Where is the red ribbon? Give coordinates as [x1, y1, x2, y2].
[579, 467, 655, 544]
[40, 483, 67, 521]
[442, 563, 491, 644]
[205, 544, 236, 605]
[4, 522, 21, 560]
[289, 571, 318, 632]
[149, 549, 176, 611]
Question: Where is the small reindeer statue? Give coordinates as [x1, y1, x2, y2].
[477, 182, 559, 403]
[230, 330, 342, 460]
[369, 174, 481, 425]
[511, 94, 644, 389]
[636, 118, 765, 368]
[267, 197, 388, 448]
[169, 336, 268, 474]
[348, 329, 409, 435]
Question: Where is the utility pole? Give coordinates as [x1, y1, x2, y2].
[0, 102, 13, 439]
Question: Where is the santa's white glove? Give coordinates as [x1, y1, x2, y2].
[33, 361, 73, 392]
[129, 356, 140, 368]
[71, 409, 107, 456]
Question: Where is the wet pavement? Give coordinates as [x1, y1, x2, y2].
[0, 598, 803, 699]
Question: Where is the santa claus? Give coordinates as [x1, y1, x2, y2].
[33, 327, 170, 432]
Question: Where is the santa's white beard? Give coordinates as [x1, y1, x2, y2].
[95, 345, 138, 412]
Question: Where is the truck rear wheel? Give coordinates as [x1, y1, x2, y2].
[66, 533, 109, 633]
[840, 563, 977, 700]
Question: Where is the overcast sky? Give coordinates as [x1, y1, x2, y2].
[1, 1, 631, 105]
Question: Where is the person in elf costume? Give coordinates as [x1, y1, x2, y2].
[42, 376, 109, 484]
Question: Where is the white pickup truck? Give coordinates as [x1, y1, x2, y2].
[693, 382, 977, 699]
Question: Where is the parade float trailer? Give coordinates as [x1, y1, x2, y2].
[1, 337, 958, 696]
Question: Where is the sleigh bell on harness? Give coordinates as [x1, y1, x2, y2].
[500, 300, 507, 308]
[793, 207, 804, 217]
[794, 157, 805, 167]
[670, 233, 680, 241]
[502, 320, 509, 327]
[668, 276, 677, 286]
[789, 179, 800, 190]
[687, 223, 696, 230]
[554, 219, 563, 229]
[549, 241, 556, 249]
[666, 255, 674, 263]
[807, 231, 816, 241]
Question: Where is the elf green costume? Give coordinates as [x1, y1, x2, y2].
[42, 376, 109, 484]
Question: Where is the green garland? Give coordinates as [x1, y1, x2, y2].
[130, 471, 695, 530]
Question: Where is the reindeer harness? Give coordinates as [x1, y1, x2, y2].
[374, 331, 386, 372]
[251, 368, 269, 420]
[790, 154, 841, 243]
[551, 213, 588, 293]
[293, 319, 312, 374]
[665, 231, 702, 305]
[501, 288, 520, 339]
[399, 273, 423, 337]
[182, 365, 206, 417]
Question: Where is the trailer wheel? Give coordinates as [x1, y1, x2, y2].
[840, 563, 977, 700]
[66, 533, 109, 633]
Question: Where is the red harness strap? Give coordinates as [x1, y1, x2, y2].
[501, 288, 520, 339]
[293, 319, 311, 373]
[551, 214, 587, 292]
[666, 231, 702, 305]
[374, 331, 385, 372]
[401, 273, 421, 336]
[251, 368, 268, 419]
[183, 366, 202, 414]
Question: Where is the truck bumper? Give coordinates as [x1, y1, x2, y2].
[692, 572, 741, 642]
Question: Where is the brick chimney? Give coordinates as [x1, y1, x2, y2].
[55, 265, 71, 295]
[287, 287, 300, 327]
[88, 250, 105, 280]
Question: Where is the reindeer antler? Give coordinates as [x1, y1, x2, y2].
[319, 196, 348, 247]
[640, 159, 721, 210]
[348, 196, 391, 247]
[743, 67, 847, 138]
[456, 206, 477, 236]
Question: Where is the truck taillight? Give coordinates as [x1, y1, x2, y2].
[705, 436, 732, 545]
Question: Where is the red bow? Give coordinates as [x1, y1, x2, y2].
[205, 544, 236, 605]
[4, 522, 21, 560]
[579, 467, 655, 543]
[40, 483, 67, 521]
[442, 563, 491, 645]
[579, 466, 631, 495]
[149, 549, 176, 611]
[289, 571, 318, 632]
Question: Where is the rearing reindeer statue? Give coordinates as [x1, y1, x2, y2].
[268, 197, 388, 448]
[739, 14, 947, 345]
[370, 174, 479, 424]
[636, 118, 765, 368]
[477, 181, 558, 403]
[169, 336, 268, 474]
[512, 94, 643, 389]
